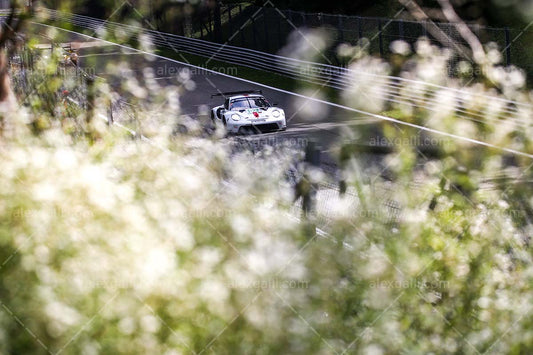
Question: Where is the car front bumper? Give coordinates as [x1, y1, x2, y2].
[226, 119, 286, 134]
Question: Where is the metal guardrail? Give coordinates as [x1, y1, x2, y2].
[41, 9, 533, 131]
[44, 10, 351, 88]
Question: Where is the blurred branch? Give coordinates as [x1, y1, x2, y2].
[0, 1, 31, 109]
[398, 0, 473, 61]
[436, 0, 486, 64]
[0, 0, 31, 48]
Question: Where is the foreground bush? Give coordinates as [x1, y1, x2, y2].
[1, 9, 532, 355]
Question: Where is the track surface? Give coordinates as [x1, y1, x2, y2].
[31, 23, 382, 159]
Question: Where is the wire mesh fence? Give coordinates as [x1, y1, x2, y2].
[53, 3, 532, 75]
[194, 4, 522, 67]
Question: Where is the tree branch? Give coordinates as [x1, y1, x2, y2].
[398, 0, 474, 61]
[436, 0, 486, 64]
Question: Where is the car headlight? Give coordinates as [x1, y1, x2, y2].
[231, 114, 241, 121]
[272, 109, 281, 118]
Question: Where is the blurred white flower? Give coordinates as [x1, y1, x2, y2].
[343, 57, 391, 113]
[390, 40, 411, 56]
[118, 317, 136, 335]
[280, 28, 331, 62]
[292, 90, 330, 121]
[140, 315, 160, 333]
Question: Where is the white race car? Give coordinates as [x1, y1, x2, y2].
[211, 90, 287, 134]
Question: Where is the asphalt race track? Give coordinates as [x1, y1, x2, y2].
[30, 22, 383, 160]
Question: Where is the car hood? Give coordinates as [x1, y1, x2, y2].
[229, 107, 283, 117]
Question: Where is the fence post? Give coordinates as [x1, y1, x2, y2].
[278, 10, 283, 48]
[251, 15, 257, 48]
[263, 9, 269, 52]
[208, 9, 212, 33]
[357, 16, 363, 40]
[337, 14, 344, 43]
[228, 4, 233, 42]
[298, 141, 321, 217]
[378, 18, 384, 57]
[180, 20, 185, 37]
[239, 4, 245, 46]
[399, 19, 404, 41]
[213, 0, 222, 43]
[86, 75, 95, 124]
[505, 27, 511, 66]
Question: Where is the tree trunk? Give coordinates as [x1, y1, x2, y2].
[0, 49, 16, 112]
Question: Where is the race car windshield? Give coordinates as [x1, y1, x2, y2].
[230, 99, 249, 110]
[249, 97, 271, 108]
[230, 97, 271, 110]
